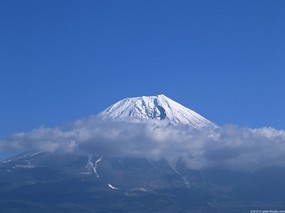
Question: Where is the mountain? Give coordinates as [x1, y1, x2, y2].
[0, 95, 284, 212]
[97, 94, 214, 128]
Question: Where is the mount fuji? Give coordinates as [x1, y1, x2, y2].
[0, 95, 284, 213]
[97, 94, 214, 128]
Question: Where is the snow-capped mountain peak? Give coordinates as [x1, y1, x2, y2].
[97, 94, 213, 128]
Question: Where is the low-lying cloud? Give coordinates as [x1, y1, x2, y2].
[1, 116, 285, 172]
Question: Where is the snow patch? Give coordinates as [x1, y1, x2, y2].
[170, 160, 190, 189]
[133, 187, 150, 192]
[15, 164, 35, 169]
[108, 183, 118, 190]
[85, 156, 102, 177]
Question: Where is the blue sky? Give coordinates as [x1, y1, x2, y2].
[1, 0, 285, 138]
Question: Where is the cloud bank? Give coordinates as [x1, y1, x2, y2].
[1, 116, 285, 172]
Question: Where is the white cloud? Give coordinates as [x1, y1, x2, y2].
[1, 117, 285, 172]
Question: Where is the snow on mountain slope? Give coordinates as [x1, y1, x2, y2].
[97, 94, 214, 128]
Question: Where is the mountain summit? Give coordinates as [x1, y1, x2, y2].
[97, 94, 213, 128]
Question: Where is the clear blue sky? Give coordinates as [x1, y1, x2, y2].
[1, 0, 285, 138]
